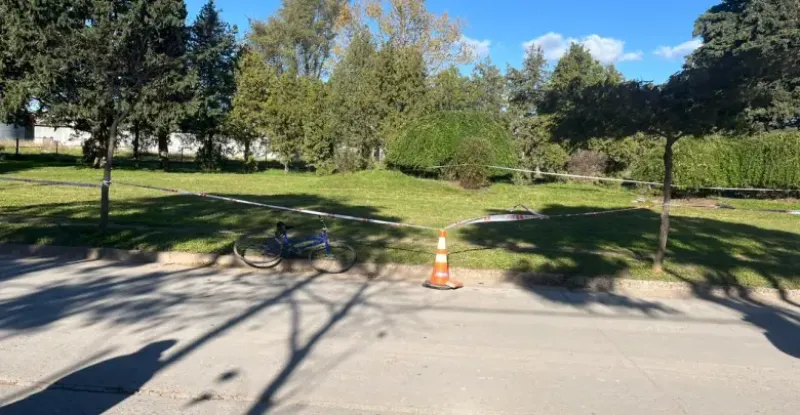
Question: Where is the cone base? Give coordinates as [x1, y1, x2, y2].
[422, 279, 464, 290]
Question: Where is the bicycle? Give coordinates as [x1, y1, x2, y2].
[234, 219, 357, 273]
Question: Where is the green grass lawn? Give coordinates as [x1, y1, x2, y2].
[1, 156, 798, 290]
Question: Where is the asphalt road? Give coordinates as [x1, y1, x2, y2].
[1, 255, 798, 414]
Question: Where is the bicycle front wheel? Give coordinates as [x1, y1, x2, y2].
[234, 233, 283, 269]
[308, 242, 357, 274]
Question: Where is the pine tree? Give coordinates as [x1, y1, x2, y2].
[506, 46, 549, 117]
[470, 58, 505, 114]
[185, 0, 240, 171]
[328, 29, 383, 168]
[5, 0, 188, 229]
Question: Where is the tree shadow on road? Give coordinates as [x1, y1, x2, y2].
[0, 251, 417, 413]
[457, 204, 800, 358]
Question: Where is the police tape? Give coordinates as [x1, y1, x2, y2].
[444, 206, 648, 229]
[429, 164, 800, 193]
[114, 182, 440, 231]
[0, 176, 102, 189]
[662, 202, 800, 215]
[429, 164, 662, 186]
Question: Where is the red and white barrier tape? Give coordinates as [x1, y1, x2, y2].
[429, 164, 800, 193]
[662, 203, 800, 215]
[115, 182, 439, 231]
[444, 205, 648, 229]
[0, 176, 102, 189]
[429, 164, 662, 186]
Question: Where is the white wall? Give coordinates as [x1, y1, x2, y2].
[23, 124, 277, 160]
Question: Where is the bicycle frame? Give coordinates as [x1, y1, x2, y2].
[279, 228, 331, 257]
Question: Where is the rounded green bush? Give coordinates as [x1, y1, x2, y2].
[386, 111, 517, 174]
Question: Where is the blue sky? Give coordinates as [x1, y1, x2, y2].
[186, 0, 717, 83]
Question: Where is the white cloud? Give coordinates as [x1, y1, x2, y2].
[653, 39, 703, 59]
[461, 35, 491, 59]
[620, 51, 644, 62]
[523, 33, 641, 64]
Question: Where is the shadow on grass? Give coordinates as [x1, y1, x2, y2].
[0, 153, 309, 175]
[0, 191, 431, 265]
[457, 204, 800, 358]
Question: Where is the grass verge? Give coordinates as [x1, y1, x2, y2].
[1, 158, 798, 290]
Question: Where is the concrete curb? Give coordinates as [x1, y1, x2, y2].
[2, 243, 798, 303]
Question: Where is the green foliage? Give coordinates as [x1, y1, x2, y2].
[469, 58, 505, 114]
[454, 137, 492, 189]
[196, 141, 224, 172]
[631, 132, 800, 189]
[301, 78, 335, 168]
[328, 29, 382, 169]
[427, 66, 473, 112]
[512, 115, 569, 173]
[375, 45, 428, 142]
[506, 46, 549, 117]
[243, 155, 259, 173]
[248, 0, 345, 78]
[185, 0, 239, 145]
[333, 148, 364, 173]
[265, 72, 306, 171]
[386, 111, 517, 173]
[688, 0, 800, 131]
[567, 150, 608, 177]
[587, 134, 650, 175]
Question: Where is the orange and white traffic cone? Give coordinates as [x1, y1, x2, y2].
[423, 230, 463, 290]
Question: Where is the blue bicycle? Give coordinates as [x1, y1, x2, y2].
[234, 219, 357, 273]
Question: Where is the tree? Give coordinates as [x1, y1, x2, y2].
[427, 66, 473, 112]
[229, 50, 271, 165]
[328, 29, 383, 168]
[249, 0, 346, 78]
[264, 72, 306, 172]
[6, 0, 188, 229]
[185, 0, 239, 171]
[0, 0, 73, 156]
[374, 45, 428, 150]
[506, 46, 549, 117]
[301, 78, 335, 169]
[687, 0, 800, 131]
[469, 58, 505, 114]
[131, 46, 193, 170]
[348, 0, 472, 71]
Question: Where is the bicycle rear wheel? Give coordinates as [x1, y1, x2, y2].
[234, 232, 283, 269]
[308, 242, 357, 274]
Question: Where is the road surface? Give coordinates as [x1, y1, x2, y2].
[1, 255, 799, 414]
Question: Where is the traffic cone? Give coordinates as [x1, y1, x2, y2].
[423, 230, 463, 290]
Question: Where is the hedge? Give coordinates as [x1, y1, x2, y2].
[386, 111, 517, 173]
[629, 131, 800, 189]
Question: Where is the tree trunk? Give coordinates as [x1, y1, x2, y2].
[653, 136, 677, 273]
[243, 140, 251, 161]
[100, 116, 122, 232]
[15, 136, 19, 156]
[158, 130, 169, 170]
[132, 124, 140, 167]
[283, 160, 289, 173]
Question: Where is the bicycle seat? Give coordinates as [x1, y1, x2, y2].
[276, 222, 294, 234]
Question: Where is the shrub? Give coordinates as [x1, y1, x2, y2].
[386, 111, 517, 175]
[243, 155, 259, 173]
[567, 150, 608, 177]
[528, 142, 570, 174]
[587, 134, 650, 175]
[334, 148, 363, 173]
[629, 132, 800, 189]
[454, 136, 492, 189]
[196, 142, 224, 172]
